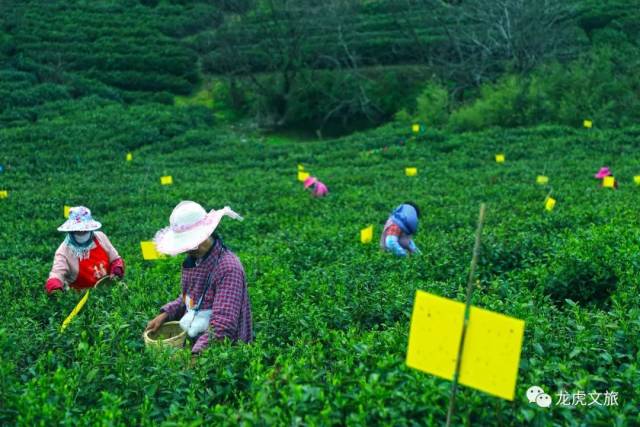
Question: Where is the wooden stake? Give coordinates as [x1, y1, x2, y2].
[445, 203, 486, 427]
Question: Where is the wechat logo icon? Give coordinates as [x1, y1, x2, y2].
[527, 385, 552, 408]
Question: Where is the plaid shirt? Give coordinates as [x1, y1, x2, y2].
[161, 239, 253, 353]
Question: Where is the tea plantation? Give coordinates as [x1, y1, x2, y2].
[1, 0, 640, 425]
[1, 99, 639, 426]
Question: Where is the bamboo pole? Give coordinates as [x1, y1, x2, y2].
[445, 203, 486, 427]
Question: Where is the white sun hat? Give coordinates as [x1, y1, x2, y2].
[57, 206, 102, 232]
[153, 201, 243, 256]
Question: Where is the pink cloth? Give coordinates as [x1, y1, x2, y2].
[594, 167, 611, 179]
[312, 181, 328, 197]
[47, 231, 123, 289]
[303, 176, 328, 197]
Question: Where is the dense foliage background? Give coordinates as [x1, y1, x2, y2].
[2, 0, 639, 133]
[1, 1, 639, 426]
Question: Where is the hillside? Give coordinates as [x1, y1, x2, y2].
[1, 1, 639, 425]
[3, 1, 639, 132]
[0, 0, 217, 126]
[1, 100, 639, 425]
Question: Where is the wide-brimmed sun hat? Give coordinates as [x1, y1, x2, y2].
[153, 201, 243, 256]
[594, 167, 612, 179]
[303, 176, 318, 189]
[57, 206, 102, 232]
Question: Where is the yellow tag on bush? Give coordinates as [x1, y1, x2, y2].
[634, 176, 640, 185]
[545, 197, 556, 211]
[603, 176, 615, 188]
[495, 154, 505, 163]
[536, 175, 549, 185]
[412, 124, 420, 133]
[160, 176, 173, 185]
[360, 225, 373, 244]
[126, 152, 133, 162]
[0, 190, 8, 198]
[405, 167, 418, 176]
[141, 241, 162, 260]
[583, 119, 593, 128]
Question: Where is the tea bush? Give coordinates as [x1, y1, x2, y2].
[544, 226, 620, 307]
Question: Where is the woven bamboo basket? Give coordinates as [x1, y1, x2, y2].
[143, 321, 186, 348]
[95, 275, 115, 287]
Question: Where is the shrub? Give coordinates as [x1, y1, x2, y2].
[447, 46, 640, 131]
[243, 66, 427, 133]
[535, 46, 640, 127]
[415, 80, 449, 127]
[544, 227, 618, 307]
[448, 75, 525, 132]
[393, 108, 411, 123]
[95, 71, 193, 95]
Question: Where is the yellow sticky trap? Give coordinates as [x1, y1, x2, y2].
[634, 176, 640, 185]
[0, 190, 8, 199]
[603, 176, 615, 188]
[60, 290, 90, 332]
[536, 175, 549, 185]
[406, 291, 525, 401]
[495, 154, 505, 163]
[405, 167, 418, 177]
[298, 164, 304, 171]
[126, 152, 133, 162]
[141, 241, 162, 260]
[64, 205, 71, 218]
[298, 171, 310, 182]
[360, 225, 373, 244]
[545, 197, 556, 211]
[412, 124, 420, 133]
[583, 119, 592, 129]
[160, 176, 173, 185]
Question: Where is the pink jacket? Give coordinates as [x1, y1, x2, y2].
[46, 231, 123, 292]
[312, 181, 329, 197]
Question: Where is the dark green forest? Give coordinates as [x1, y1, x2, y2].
[1, 0, 639, 133]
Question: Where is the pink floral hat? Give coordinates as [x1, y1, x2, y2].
[57, 206, 102, 232]
[594, 167, 612, 179]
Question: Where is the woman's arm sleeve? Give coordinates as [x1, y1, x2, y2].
[385, 235, 408, 257]
[160, 294, 186, 321]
